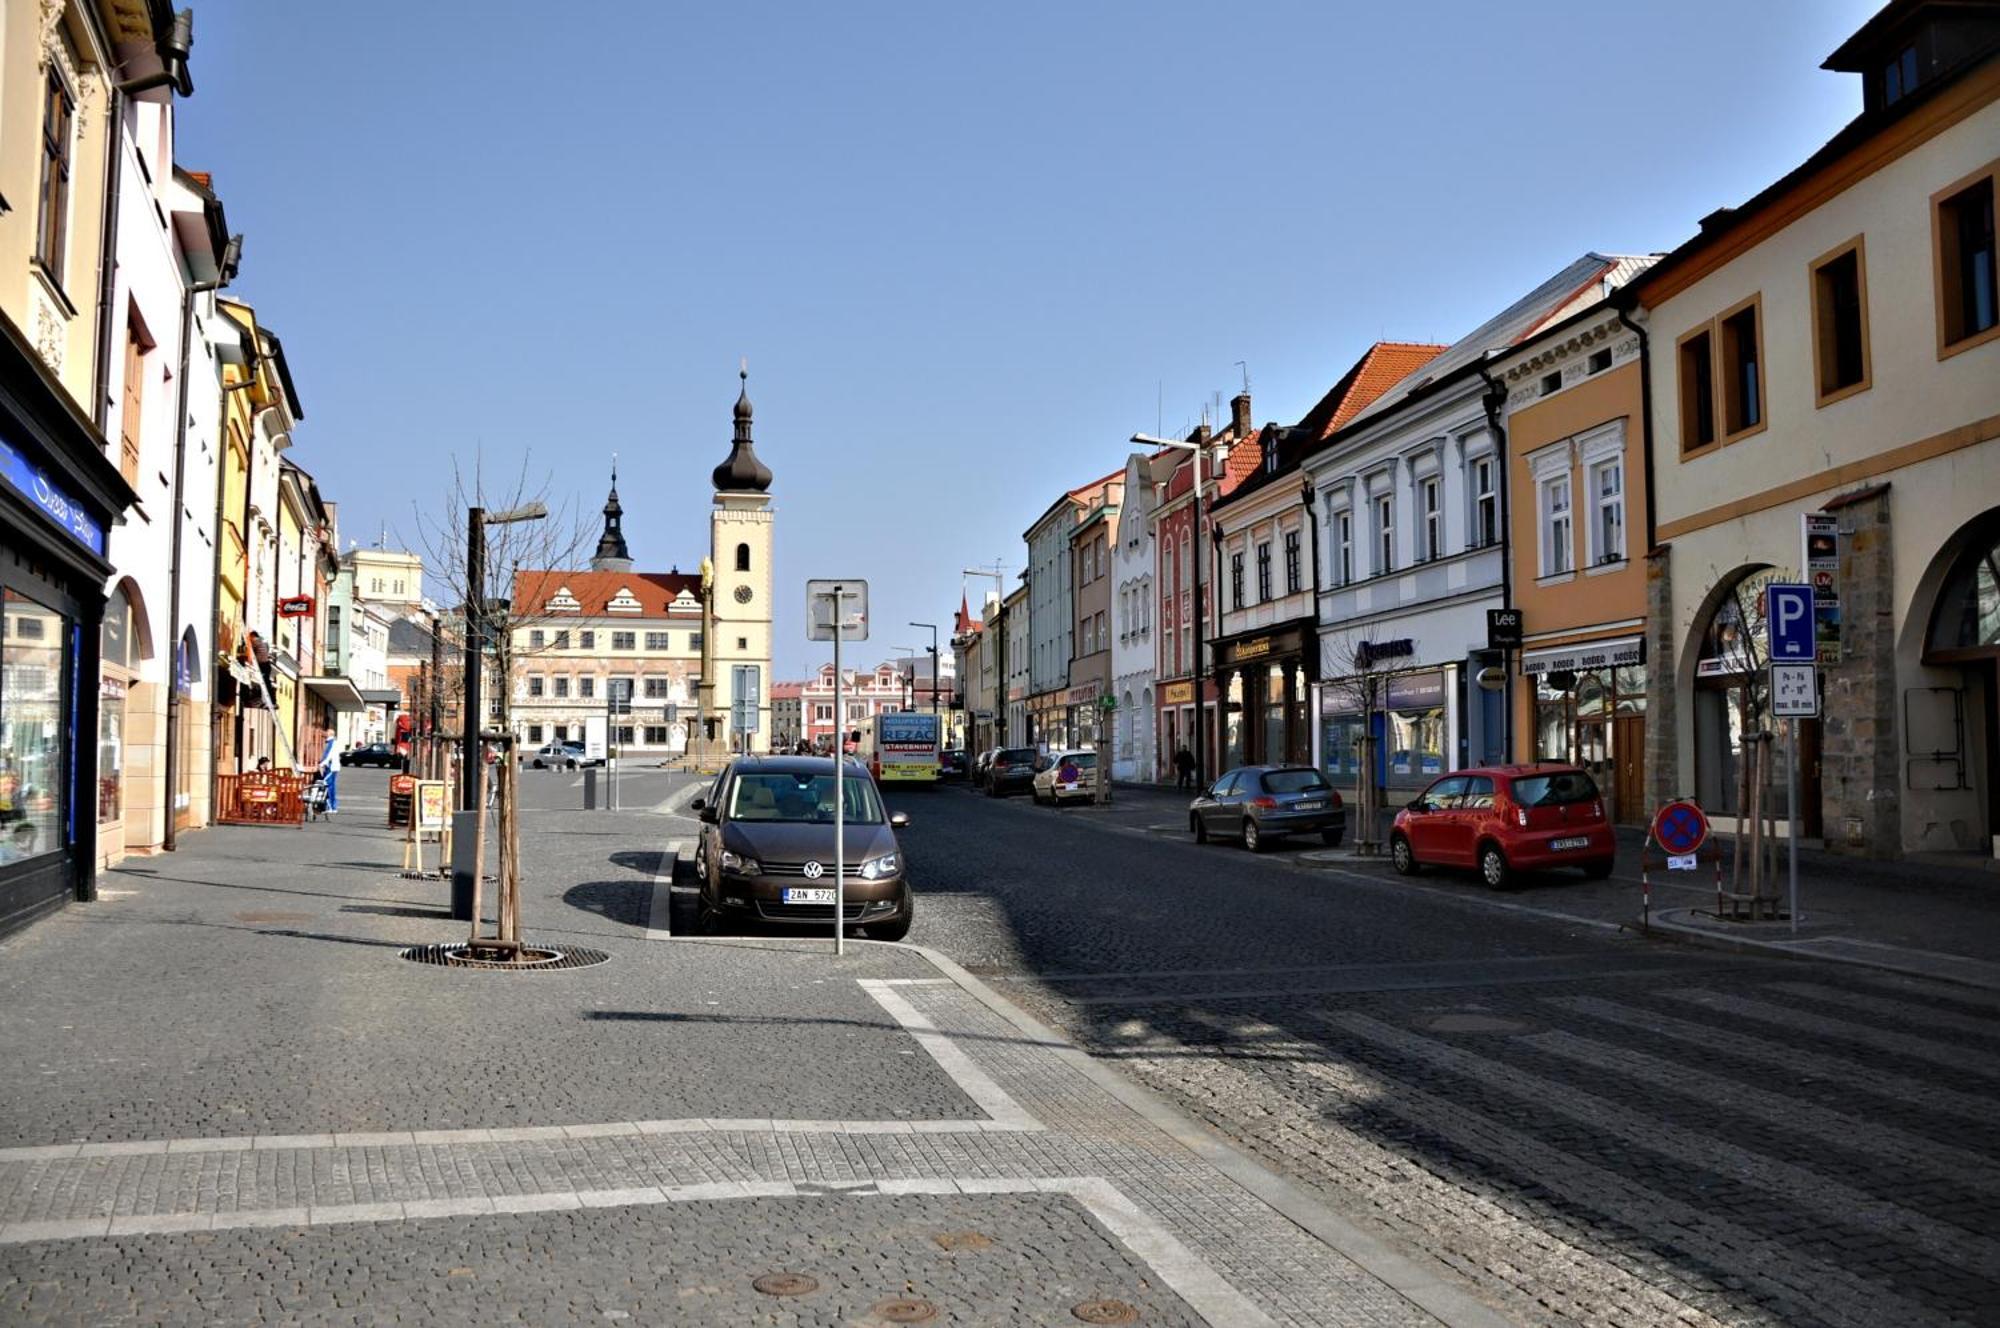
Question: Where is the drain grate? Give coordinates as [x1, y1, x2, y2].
[751, 1273, 819, 1297]
[398, 943, 610, 972]
[1072, 1300, 1140, 1324]
[873, 1298, 938, 1323]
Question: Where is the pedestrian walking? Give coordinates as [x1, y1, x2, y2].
[1174, 746, 1195, 791]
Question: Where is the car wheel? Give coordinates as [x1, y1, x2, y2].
[867, 893, 913, 941]
[1242, 819, 1264, 853]
[1391, 834, 1419, 876]
[694, 889, 724, 935]
[1192, 814, 1208, 844]
[1480, 844, 1512, 889]
[1583, 858, 1614, 881]
[1321, 829, 1344, 847]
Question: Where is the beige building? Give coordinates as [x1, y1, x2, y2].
[1634, 0, 2000, 857]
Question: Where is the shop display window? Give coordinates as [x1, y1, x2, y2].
[0, 589, 68, 866]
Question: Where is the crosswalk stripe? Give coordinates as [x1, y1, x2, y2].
[1550, 994, 2000, 1124]
[1663, 989, 2000, 1080]
[1764, 981, 2000, 1041]
[1286, 1031, 1939, 1326]
[1326, 1012, 2000, 1280]
[1526, 1027, 2000, 1200]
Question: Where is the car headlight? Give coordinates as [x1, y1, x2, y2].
[719, 849, 762, 876]
[860, 852, 901, 881]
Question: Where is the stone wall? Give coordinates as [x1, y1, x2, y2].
[1820, 486, 1900, 858]
[1642, 546, 1679, 821]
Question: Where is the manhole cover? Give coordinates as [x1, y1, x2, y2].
[873, 1298, 938, 1323]
[234, 910, 313, 924]
[398, 944, 610, 972]
[751, 1273, 819, 1297]
[1073, 1301, 1140, 1324]
[933, 1231, 992, 1252]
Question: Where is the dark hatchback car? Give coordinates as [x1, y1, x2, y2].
[1190, 765, 1345, 852]
[691, 756, 913, 940]
[984, 747, 1041, 797]
[939, 749, 968, 781]
[340, 743, 401, 768]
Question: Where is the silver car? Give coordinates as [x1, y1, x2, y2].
[1031, 750, 1098, 805]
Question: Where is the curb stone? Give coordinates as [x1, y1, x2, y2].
[1624, 909, 2000, 992]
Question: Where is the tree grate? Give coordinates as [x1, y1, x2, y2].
[398, 943, 610, 972]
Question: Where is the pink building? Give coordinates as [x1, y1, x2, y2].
[797, 661, 920, 752]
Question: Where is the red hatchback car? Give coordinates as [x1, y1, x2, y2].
[1390, 764, 1615, 888]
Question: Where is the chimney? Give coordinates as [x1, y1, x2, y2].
[1230, 392, 1253, 440]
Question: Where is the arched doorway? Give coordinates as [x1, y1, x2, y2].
[1914, 511, 2000, 848]
[174, 627, 203, 832]
[1687, 565, 1822, 834]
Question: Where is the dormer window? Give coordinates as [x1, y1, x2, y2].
[547, 586, 581, 613]
[1262, 433, 1278, 475]
[607, 587, 643, 614]
[1884, 44, 1918, 104]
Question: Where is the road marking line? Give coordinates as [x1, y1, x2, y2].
[646, 840, 681, 939]
[857, 979, 1041, 1131]
[1664, 987, 2000, 1079]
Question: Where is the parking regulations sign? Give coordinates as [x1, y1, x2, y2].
[1771, 663, 1820, 718]
[1765, 583, 1816, 662]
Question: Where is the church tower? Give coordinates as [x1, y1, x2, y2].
[703, 366, 775, 753]
[589, 462, 634, 573]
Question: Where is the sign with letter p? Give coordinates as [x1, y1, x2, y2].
[1765, 583, 1816, 663]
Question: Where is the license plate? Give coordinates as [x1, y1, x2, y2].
[1293, 800, 1325, 812]
[1551, 836, 1590, 851]
[783, 888, 835, 904]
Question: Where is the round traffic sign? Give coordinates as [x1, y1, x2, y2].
[1653, 799, 1708, 856]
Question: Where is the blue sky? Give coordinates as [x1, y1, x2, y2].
[179, 1, 1879, 677]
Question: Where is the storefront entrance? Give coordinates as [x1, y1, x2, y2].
[1525, 641, 1648, 824]
[1918, 514, 2000, 849]
[1213, 623, 1316, 770]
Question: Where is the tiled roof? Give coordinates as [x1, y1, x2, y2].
[1297, 342, 1449, 441]
[1218, 429, 1264, 496]
[510, 569, 704, 617]
[770, 681, 805, 700]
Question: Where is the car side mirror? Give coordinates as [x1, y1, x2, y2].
[689, 796, 705, 811]
[1406, 797, 1428, 813]
[889, 811, 910, 829]
[696, 803, 717, 824]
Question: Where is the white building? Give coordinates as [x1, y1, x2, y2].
[1305, 255, 1649, 800]
[1110, 451, 1160, 780]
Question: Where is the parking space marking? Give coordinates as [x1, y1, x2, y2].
[858, 978, 1042, 1131]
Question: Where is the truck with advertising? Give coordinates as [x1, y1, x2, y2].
[871, 712, 940, 784]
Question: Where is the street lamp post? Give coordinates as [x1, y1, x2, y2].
[908, 622, 940, 718]
[1132, 433, 1211, 785]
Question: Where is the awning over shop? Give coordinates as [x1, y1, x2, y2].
[1520, 635, 1644, 676]
[299, 675, 368, 711]
[358, 688, 403, 707]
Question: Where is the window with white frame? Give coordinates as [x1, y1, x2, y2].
[1374, 493, 1394, 575]
[1334, 509, 1353, 585]
[1540, 474, 1573, 577]
[1284, 531, 1301, 594]
[1419, 476, 1443, 562]
[1471, 456, 1498, 548]
[1584, 442, 1625, 565]
[815, 703, 833, 721]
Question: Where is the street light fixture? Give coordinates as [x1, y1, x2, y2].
[1132, 432, 1214, 785]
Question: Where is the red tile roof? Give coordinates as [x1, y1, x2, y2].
[1218, 429, 1264, 496]
[510, 569, 704, 617]
[1298, 342, 1449, 441]
[770, 681, 805, 700]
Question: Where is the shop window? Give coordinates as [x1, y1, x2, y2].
[1811, 238, 1871, 403]
[1, 589, 68, 865]
[1540, 474, 1573, 577]
[98, 681, 123, 826]
[1719, 296, 1765, 440]
[1262, 665, 1286, 764]
[1677, 327, 1716, 455]
[1935, 164, 1999, 356]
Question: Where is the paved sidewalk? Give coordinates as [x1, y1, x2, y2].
[1032, 782, 2000, 989]
[0, 770, 1505, 1326]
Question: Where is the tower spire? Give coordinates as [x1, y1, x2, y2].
[712, 361, 773, 494]
[590, 457, 633, 572]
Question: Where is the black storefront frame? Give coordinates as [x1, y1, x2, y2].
[0, 315, 135, 934]
[1211, 619, 1319, 770]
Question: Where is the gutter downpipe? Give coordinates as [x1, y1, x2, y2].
[1475, 356, 1513, 762]
[89, 87, 124, 434]
[1614, 295, 1658, 554]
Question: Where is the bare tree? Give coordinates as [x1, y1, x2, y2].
[407, 455, 597, 956]
[1705, 568, 1784, 911]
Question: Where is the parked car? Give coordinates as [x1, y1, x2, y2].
[1031, 750, 1097, 804]
[972, 750, 996, 789]
[529, 742, 580, 769]
[340, 743, 401, 768]
[1189, 765, 1344, 851]
[938, 749, 968, 781]
[690, 756, 913, 940]
[1390, 764, 1615, 888]
[984, 747, 1041, 797]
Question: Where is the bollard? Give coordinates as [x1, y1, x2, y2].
[449, 810, 482, 921]
[583, 767, 597, 810]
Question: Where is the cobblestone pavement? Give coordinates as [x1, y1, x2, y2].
[1, 1193, 1202, 1326]
[0, 770, 1464, 1327]
[905, 786, 2000, 1327]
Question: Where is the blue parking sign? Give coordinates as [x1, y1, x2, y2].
[1766, 583, 1816, 662]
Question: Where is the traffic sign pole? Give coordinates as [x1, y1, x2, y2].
[1786, 717, 1799, 936]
